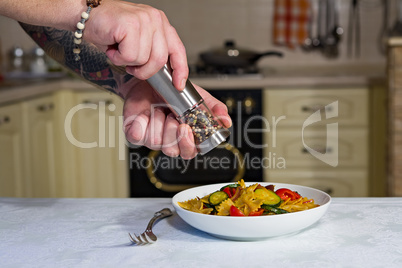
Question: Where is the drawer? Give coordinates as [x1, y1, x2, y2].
[263, 88, 368, 127]
[263, 127, 368, 168]
[264, 170, 368, 197]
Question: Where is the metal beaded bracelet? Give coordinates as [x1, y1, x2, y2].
[73, 0, 102, 61]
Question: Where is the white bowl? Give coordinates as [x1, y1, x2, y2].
[172, 182, 331, 241]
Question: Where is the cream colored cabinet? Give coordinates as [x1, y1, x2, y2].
[23, 95, 59, 197]
[0, 89, 128, 198]
[67, 91, 128, 198]
[263, 88, 370, 197]
[266, 170, 368, 197]
[0, 102, 27, 197]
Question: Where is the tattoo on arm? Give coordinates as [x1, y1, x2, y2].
[18, 22, 134, 99]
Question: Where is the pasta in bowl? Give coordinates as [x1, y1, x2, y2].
[172, 181, 331, 241]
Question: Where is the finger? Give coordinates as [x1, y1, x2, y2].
[144, 108, 165, 150]
[210, 104, 232, 128]
[123, 111, 150, 145]
[105, 27, 141, 67]
[106, 7, 153, 67]
[194, 84, 232, 128]
[161, 114, 180, 157]
[178, 124, 198, 159]
[128, 11, 168, 80]
[128, 30, 168, 80]
[161, 14, 188, 90]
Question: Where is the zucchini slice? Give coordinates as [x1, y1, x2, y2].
[262, 205, 289, 215]
[254, 188, 281, 206]
[219, 183, 240, 191]
[208, 191, 229, 206]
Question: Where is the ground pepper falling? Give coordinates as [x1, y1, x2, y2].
[181, 107, 223, 144]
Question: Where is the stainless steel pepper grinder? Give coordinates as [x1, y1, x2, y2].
[147, 65, 230, 155]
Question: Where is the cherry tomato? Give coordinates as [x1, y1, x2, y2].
[222, 187, 232, 198]
[275, 188, 300, 201]
[222, 187, 236, 198]
[230, 205, 245, 216]
[249, 208, 264, 216]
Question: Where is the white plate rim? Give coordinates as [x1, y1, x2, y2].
[172, 182, 331, 240]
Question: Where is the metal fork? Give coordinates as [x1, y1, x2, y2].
[128, 208, 173, 245]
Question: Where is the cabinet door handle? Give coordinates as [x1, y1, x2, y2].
[302, 146, 332, 154]
[0, 115, 10, 126]
[82, 99, 113, 105]
[82, 99, 96, 105]
[324, 188, 333, 195]
[37, 103, 54, 112]
[301, 104, 333, 112]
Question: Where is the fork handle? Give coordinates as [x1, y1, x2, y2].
[146, 208, 173, 231]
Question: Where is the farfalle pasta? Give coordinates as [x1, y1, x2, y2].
[178, 180, 319, 216]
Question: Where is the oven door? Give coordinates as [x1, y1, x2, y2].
[129, 89, 263, 197]
[129, 143, 245, 197]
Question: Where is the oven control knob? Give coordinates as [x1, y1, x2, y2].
[225, 97, 235, 114]
[243, 97, 255, 115]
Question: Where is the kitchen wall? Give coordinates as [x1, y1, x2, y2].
[0, 0, 395, 70]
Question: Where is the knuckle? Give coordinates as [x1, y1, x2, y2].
[177, 41, 186, 54]
[135, 55, 150, 66]
[122, 51, 140, 65]
[154, 56, 168, 68]
[152, 9, 164, 22]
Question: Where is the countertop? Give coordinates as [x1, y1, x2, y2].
[389, 37, 402, 46]
[1, 197, 402, 268]
[190, 63, 386, 89]
[0, 63, 386, 105]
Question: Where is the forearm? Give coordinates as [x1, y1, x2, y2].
[19, 22, 137, 99]
[1, 0, 88, 31]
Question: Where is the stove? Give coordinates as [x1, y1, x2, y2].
[189, 64, 262, 77]
[128, 64, 265, 197]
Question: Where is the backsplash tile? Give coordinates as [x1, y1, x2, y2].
[0, 0, 392, 69]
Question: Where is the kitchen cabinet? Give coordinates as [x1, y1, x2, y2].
[263, 87, 374, 197]
[0, 89, 128, 198]
[0, 102, 27, 197]
[23, 95, 59, 197]
[68, 91, 128, 198]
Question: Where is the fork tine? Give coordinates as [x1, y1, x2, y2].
[128, 208, 173, 245]
[128, 233, 138, 243]
[128, 233, 144, 245]
[140, 233, 150, 244]
[143, 232, 157, 244]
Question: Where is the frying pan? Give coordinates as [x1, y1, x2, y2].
[199, 40, 283, 69]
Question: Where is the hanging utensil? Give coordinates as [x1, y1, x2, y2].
[316, 0, 327, 50]
[322, 0, 341, 58]
[348, 0, 361, 58]
[302, 2, 315, 51]
[332, 0, 344, 44]
[377, 0, 388, 54]
[302, 0, 320, 51]
[390, 0, 402, 36]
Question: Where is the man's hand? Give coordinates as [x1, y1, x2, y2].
[86, 1, 188, 90]
[1, 0, 188, 86]
[123, 82, 232, 159]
